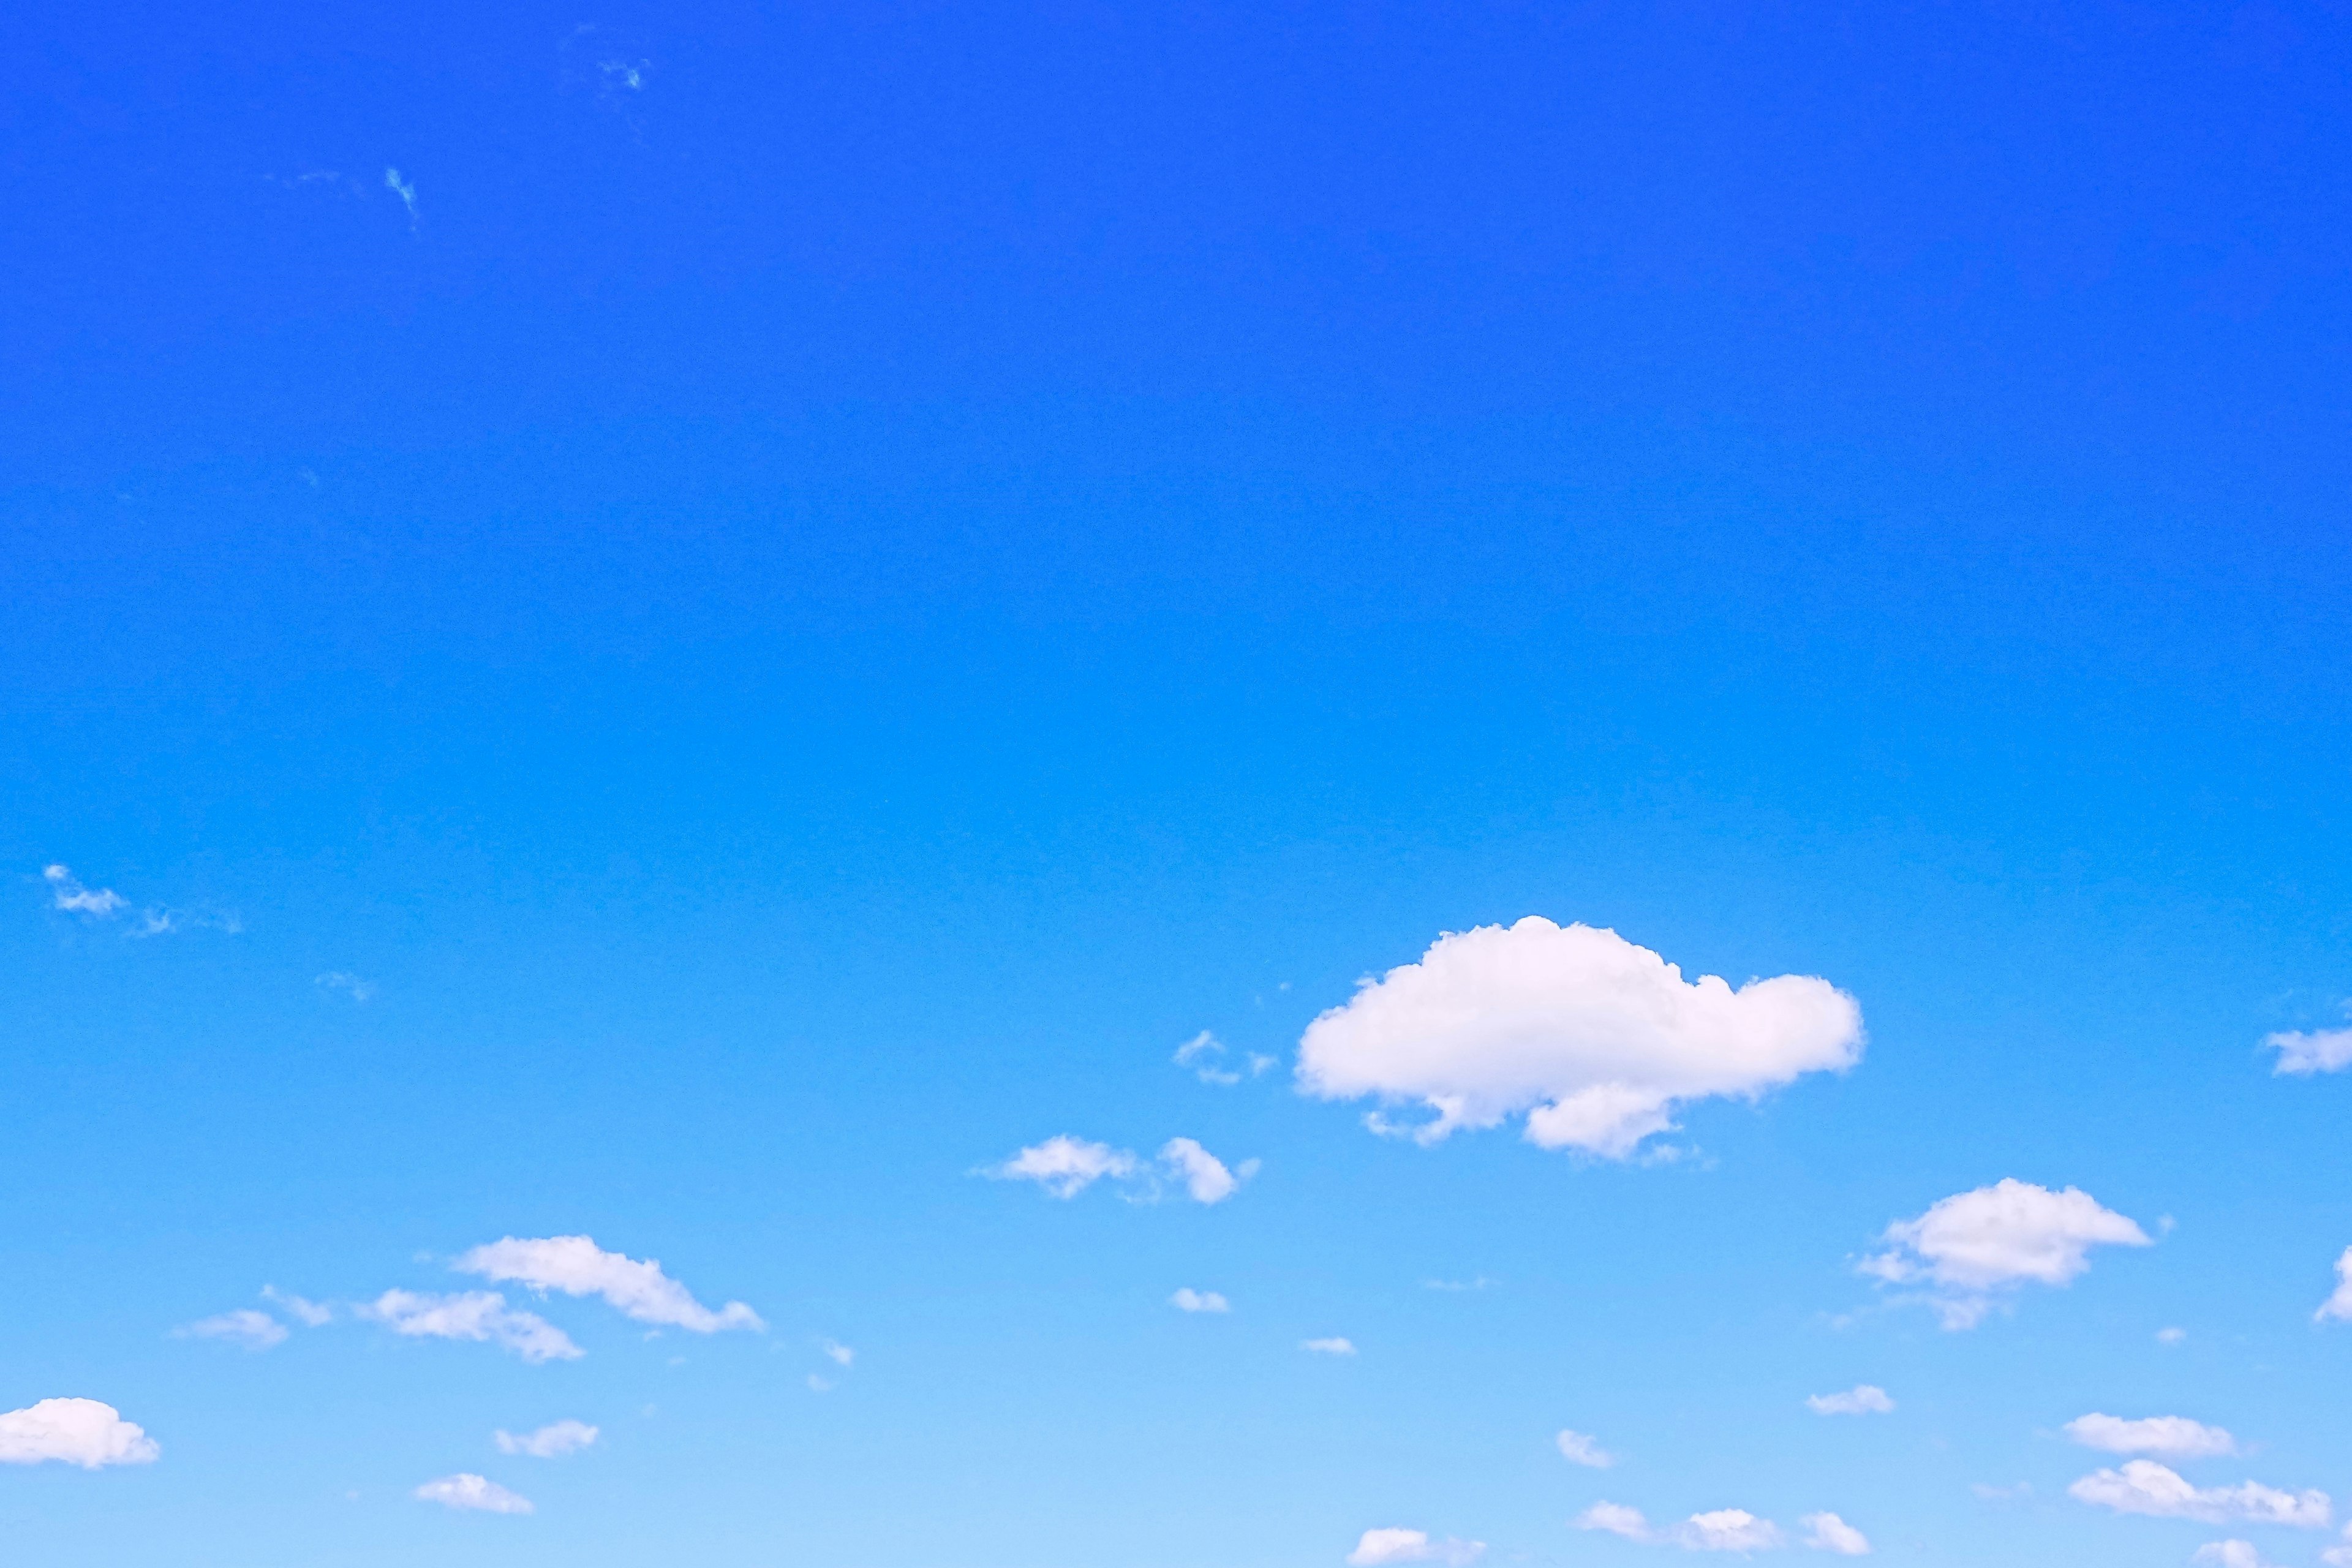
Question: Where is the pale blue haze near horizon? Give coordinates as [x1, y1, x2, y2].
[6, 2, 2352, 1564]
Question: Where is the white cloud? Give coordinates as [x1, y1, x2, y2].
[1577, 1503, 1784, 1552]
[363, 1290, 582, 1363]
[806, 1373, 835, 1393]
[1860, 1180, 2152, 1327]
[454, 1236, 761, 1334]
[2315, 1248, 2352, 1323]
[1800, 1513, 1869, 1555]
[1806, 1385, 1894, 1417]
[1556, 1428, 1615, 1468]
[2193, 1542, 2281, 1568]
[315, 971, 376, 1003]
[1346, 1528, 1485, 1566]
[1171, 1288, 1229, 1313]
[1303, 1337, 1357, 1356]
[2158, 1326, 2188, 1345]
[494, 1420, 597, 1458]
[2269, 1025, 2352, 1076]
[1175, 1031, 1242, 1085]
[2064, 1413, 2236, 1458]
[262, 1286, 331, 1326]
[1424, 1276, 1496, 1292]
[0, 1399, 159, 1469]
[175, 1308, 287, 1350]
[414, 1473, 531, 1513]
[384, 167, 418, 227]
[2327, 1524, 2352, 1568]
[1294, 918, 1862, 1159]
[820, 1338, 854, 1366]
[2068, 1461, 2329, 1528]
[986, 1136, 1140, 1198]
[43, 864, 126, 915]
[1159, 1137, 1257, 1204]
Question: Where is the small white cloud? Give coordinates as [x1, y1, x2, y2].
[819, 1338, 854, 1367]
[414, 1473, 531, 1513]
[1577, 1504, 1784, 1551]
[1807, 1385, 1894, 1416]
[986, 1136, 1140, 1198]
[1170, 1288, 1229, 1314]
[1158, 1137, 1257, 1204]
[1971, 1482, 2032, 1504]
[2157, 1325, 2188, 1345]
[315, 971, 376, 1003]
[2268, 1023, 2352, 1076]
[1248, 1052, 1278, 1076]
[1424, 1276, 1497, 1292]
[2193, 1542, 2281, 1568]
[1800, 1512, 1869, 1555]
[1174, 1031, 1242, 1085]
[806, 1373, 834, 1392]
[0, 1399, 159, 1468]
[455, 1235, 761, 1333]
[2064, 1413, 2236, 1458]
[43, 864, 126, 916]
[1556, 1428, 1615, 1468]
[2314, 1247, 2352, 1323]
[363, 1290, 582, 1363]
[174, 1308, 287, 1350]
[384, 167, 418, 227]
[2068, 1460, 2329, 1528]
[1346, 1527, 1485, 1566]
[1860, 1179, 2152, 1328]
[1295, 918, 1862, 1158]
[494, 1420, 597, 1458]
[1303, 1337, 1357, 1356]
[262, 1286, 332, 1326]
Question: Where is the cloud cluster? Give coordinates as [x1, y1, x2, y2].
[1295, 919, 1862, 1158]
[456, 1236, 761, 1334]
[2064, 1414, 2236, 1458]
[363, 1290, 582, 1363]
[0, 1399, 159, 1469]
[41, 864, 236, 937]
[985, 1136, 1256, 1205]
[495, 1420, 598, 1458]
[2068, 1461, 2329, 1528]
[415, 1472, 532, 1513]
[1807, 1385, 1894, 1417]
[1860, 1180, 2152, 1328]
[1577, 1502, 1793, 1552]
[1346, 1528, 1486, 1566]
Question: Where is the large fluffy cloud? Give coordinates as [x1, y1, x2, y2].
[1346, 1528, 1486, 1566]
[455, 1236, 761, 1334]
[1860, 1180, 2152, 1328]
[0, 1399, 159, 1468]
[2065, 1414, 2236, 1458]
[363, 1290, 582, 1362]
[2068, 1461, 2329, 1528]
[1294, 919, 1861, 1158]
[414, 1473, 533, 1513]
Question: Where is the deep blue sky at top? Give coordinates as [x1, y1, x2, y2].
[6, 4, 2352, 1564]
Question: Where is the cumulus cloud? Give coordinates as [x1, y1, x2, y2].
[414, 1473, 532, 1513]
[43, 864, 126, 915]
[2064, 1414, 2236, 1458]
[986, 1136, 1139, 1197]
[1346, 1528, 1485, 1566]
[1800, 1513, 1868, 1555]
[984, 1136, 1256, 1204]
[495, 1420, 597, 1458]
[363, 1290, 581, 1363]
[0, 1399, 160, 1468]
[2268, 1023, 2352, 1076]
[2314, 1248, 2352, 1323]
[1295, 918, 1862, 1158]
[1556, 1429, 1615, 1468]
[174, 1308, 287, 1350]
[1171, 1288, 1229, 1313]
[1303, 1337, 1357, 1356]
[1806, 1385, 1894, 1417]
[1860, 1180, 2152, 1327]
[262, 1286, 332, 1326]
[1578, 1503, 1784, 1551]
[2193, 1543, 2281, 1568]
[454, 1236, 761, 1333]
[2068, 1461, 2329, 1528]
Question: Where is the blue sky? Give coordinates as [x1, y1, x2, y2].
[6, 2, 2352, 1564]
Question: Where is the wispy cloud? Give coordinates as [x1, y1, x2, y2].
[454, 1235, 761, 1334]
[42, 864, 237, 937]
[1808, 1384, 1896, 1416]
[1556, 1428, 1615, 1468]
[819, 1338, 854, 1367]
[43, 864, 125, 915]
[384, 168, 418, 229]
[414, 1473, 532, 1513]
[1423, 1275, 1497, 1292]
[1346, 1528, 1485, 1566]
[1170, 1288, 1229, 1313]
[1303, 1336, 1357, 1356]
[2065, 1413, 2236, 1458]
[315, 971, 376, 1003]
[1575, 1503, 1785, 1551]
[362, 1290, 581, 1363]
[262, 1286, 332, 1326]
[494, 1420, 597, 1458]
[1801, 1512, 1872, 1555]
[982, 1135, 1256, 1205]
[2068, 1461, 2329, 1528]
[173, 1308, 287, 1350]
